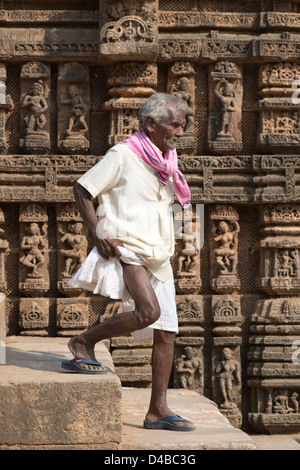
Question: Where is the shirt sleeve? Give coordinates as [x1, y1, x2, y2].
[77, 146, 123, 198]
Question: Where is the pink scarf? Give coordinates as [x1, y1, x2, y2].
[122, 131, 191, 207]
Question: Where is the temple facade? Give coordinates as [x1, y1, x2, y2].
[3, 0, 300, 433]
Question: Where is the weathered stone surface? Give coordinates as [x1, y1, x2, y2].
[4, 0, 300, 436]
[0, 293, 6, 364]
[120, 388, 256, 450]
[0, 337, 122, 447]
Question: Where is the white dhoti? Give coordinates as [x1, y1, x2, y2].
[68, 246, 178, 341]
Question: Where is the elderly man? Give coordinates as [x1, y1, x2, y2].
[62, 93, 195, 432]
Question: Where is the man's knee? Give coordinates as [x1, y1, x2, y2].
[135, 301, 160, 329]
[154, 329, 176, 345]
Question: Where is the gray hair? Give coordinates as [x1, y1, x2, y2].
[138, 92, 189, 133]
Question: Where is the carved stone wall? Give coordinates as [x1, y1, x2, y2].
[3, 0, 300, 433]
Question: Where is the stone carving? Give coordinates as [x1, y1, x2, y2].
[213, 295, 242, 324]
[57, 203, 88, 296]
[176, 295, 204, 325]
[19, 204, 49, 297]
[259, 62, 300, 149]
[0, 63, 13, 153]
[273, 390, 299, 414]
[173, 294, 204, 394]
[168, 61, 195, 154]
[58, 62, 90, 154]
[174, 346, 203, 391]
[0, 10, 99, 24]
[19, 298, 49, 336]
[59, 222, 87, 278]
[202, 36, 252, 60]
[159, 38, 200, 60]
[215, 347, 241, 409]
[173, 207, 201, 294]
[158, 11, 259, 30]
[210, 205, 240, 294]
[100, 0, 159, 58]
[20, 222, 46, 278]
[212, 294, 242, 427]
[5, 0, 300, 436]
[209, 61, 243, 154]
[249, 203, 300, 433]
[19, 61, 50, 153]
[0, 207, 8, 291]
[104, 61, 156, 146]
[56, 298, 89, 336]
[213, 341, 242, 428]
[257, 204, 300, 295]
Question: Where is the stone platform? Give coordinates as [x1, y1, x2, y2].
[0, 336, 122, 449]
[0, 336, 256, 450]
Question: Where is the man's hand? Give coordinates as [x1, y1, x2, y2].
[73, 182, 124, 260]
[94, 236, 123, 260]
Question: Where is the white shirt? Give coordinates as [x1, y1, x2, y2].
[77, 143, 175, 282]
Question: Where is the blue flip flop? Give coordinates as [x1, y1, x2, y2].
[61, 357, 107, 374]
[143, 415, 196, 432]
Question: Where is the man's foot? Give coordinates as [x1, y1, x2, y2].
[144, 414, 196, 432]
[67, 335, 105, 372]
[144, 410, 195, 431]
[61, 357, 107, 374]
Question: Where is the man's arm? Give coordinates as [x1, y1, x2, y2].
[73, 182, 121, 259]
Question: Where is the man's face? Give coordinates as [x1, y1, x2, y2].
[146, 106, 186, 153]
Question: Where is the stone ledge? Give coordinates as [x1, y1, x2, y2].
[0, 336, 257, 451]
[0, 336, 122, 448]
[120, 388, 257, 451]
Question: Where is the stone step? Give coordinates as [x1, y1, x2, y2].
[120, 388, 256, 451]
[0, 336, 256, 450]
[0, 336, 122, 449]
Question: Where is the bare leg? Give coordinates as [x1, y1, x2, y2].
[68, 263, 160, 369]
[145, 329, 195, 429]
[146, 329, 176, 420]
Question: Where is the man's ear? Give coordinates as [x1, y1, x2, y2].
[145, 117, 156, 134]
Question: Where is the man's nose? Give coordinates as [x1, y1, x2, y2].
[176, 125, 184, 137]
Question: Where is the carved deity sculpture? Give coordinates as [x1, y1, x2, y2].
[175, 346, 203, 390]
[167, 61, 195, 153]
[259, 62, 300, 149]
[171, 76, 194, 133]
[19, 61, 50, 154]
[60, 84, 88, 137]
[215, 347, 241, 409]
[209, 61, 243, 154]
[214, 80, 238, 137]
[21, 81, 48, 136]
[173, 208, 201, 294]
[212, 220, 240, 274]
[57, 62, 90, 154]
[20, 222, 46, 279]
[210, 207, 240, 294]
[177, 220, 198, 276]
[273, 390, 294, 414]
[276, 249, 298, 277]
[20, 79, 50, 153]
[59, 222, 87, 278]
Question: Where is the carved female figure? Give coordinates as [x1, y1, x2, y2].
[212, 220, 240, 274]
[175, 347, 202, 389]
[215, 347, 241, 409]
[60, 84, 88, 136]
[177, 220, 197, 275]
[171, 77, 194, 133]
[59, 222, 87, 277]
[20, 222, 46, 278]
